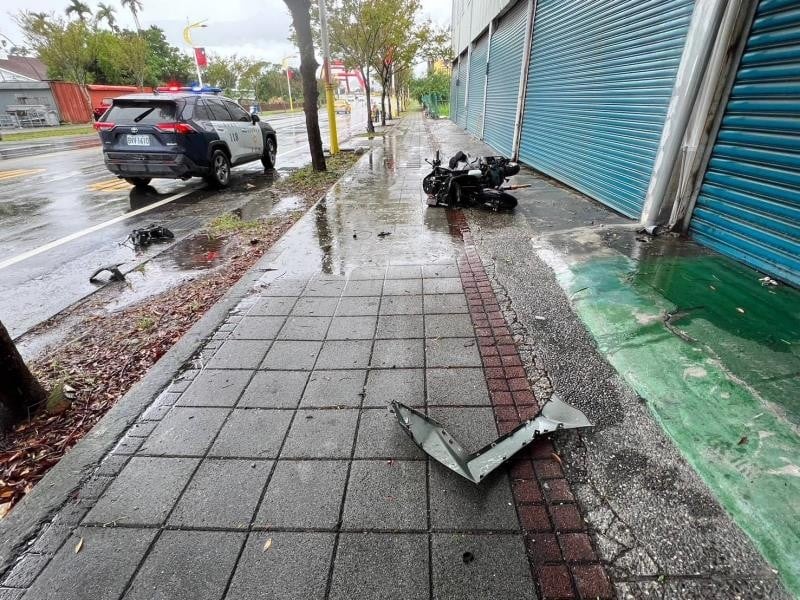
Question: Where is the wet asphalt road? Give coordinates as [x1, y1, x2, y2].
[0, 104, 369, 338]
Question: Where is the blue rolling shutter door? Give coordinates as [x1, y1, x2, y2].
[484, 1, 528, 156]
[456, 51, 468, 129]
[518, 0, 694, 217]
[450, 60, 459, 124]
[689, 0, 800, 287]
[466, 34, 488, 135]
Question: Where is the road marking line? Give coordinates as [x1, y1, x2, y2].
[0, 168, 45, 181]
[90, 179, 132, 191]
[0, 185, 201, 271]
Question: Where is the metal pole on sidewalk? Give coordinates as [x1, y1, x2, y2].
[318, 0, 339, 155]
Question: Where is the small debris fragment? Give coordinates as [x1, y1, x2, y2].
[551, 452, 563, 466]
[250, 238, 260, 245]
[75, 537, 84, 554]
[759, 276, 778, 286]
[462, 551, 474, 564]
[534, 315, 546, 321]
[377, 231, 392, 237]
[736, 307, 745, 314]
[738, 436, 749, 446]
[89, 264, 126, 284]
[305, 414, 314, 420]
[263, 537, 272, 551]
[353, 233, 358, 239]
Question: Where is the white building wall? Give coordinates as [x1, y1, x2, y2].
[451, 0, 514, 55]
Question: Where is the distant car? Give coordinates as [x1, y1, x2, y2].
[334, 100, 351, 114]
[94, 87, 277, 188]
[93, 97, 113, 121]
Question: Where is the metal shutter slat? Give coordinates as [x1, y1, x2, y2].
[466, 34, 488, 135]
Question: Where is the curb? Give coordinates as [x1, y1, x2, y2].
[0, 151, 367, 573]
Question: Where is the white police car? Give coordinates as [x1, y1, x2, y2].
[94, 86, 277, 188]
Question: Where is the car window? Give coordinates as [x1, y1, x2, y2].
[191, 99, 212, 121]
[205, 97, 233, 121]
[224, 100, 252, 122]
[105, 101, 177, 124]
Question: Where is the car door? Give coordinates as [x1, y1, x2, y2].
[224, 99, 262, 159]
[204, 97, 246, 163]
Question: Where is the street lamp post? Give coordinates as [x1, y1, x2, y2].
[317, 0, 339, 155]
[183, 20, 208, 87]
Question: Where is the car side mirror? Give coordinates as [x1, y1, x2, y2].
[251, 114, 260, 124]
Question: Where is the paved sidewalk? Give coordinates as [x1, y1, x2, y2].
[0, 112, 613, 599]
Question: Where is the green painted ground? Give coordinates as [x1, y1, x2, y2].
[553, 250, 800, 595]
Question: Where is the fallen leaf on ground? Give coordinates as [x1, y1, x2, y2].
[551, 452, 563, 466]
[263, 538, 272, 551]
[74, 538, 84, 553]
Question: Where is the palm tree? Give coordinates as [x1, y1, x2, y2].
[121, 0, 143, 32]
[65, 0, 93, 22]
[95, 2, 117, 30]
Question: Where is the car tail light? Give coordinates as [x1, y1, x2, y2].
[155, 122, 196, 134]
[94, 122, 115, 131]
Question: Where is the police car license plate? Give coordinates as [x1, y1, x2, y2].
[126, 135, 150, 146]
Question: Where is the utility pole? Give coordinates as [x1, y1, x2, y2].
[317, 0, 339, 155]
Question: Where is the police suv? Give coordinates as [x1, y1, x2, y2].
[94, 86, 277, 188]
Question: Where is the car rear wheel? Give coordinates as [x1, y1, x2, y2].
[262, 137, 277, 170]
[124, 177, 151, 188]
[205, 150, 231, 187]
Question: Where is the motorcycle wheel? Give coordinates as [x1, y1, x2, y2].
[422, 173, 437, 195]
[479, 189, 518, 211]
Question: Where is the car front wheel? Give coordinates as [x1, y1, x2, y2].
[205, 149, 231, 187]
[262, 137, 277, 170]
[124, 177, 151, 188]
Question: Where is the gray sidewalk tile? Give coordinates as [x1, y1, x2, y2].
[255, 460, 347, 528]
[364, 369, 425, 407]
[0, 588, 24, 599]
[427, 407, 498, 451]
[423, 294, 468, 314]
[422, 277, 464, 295]
[84, 457, 198, 526]
[229, 316, 286, 339]
[301, 370, 367, 407]
[349, 266, 387, 280]
[371, 339, 424, 368]
[316, 340, 372, 369]
[327, 316, 377, 340]
[280, 409, 359, 458]
[379, 295, 423, 315]
[383, 278, 422, 295]
[206, 340, 271, 369]
[261, 340, 322, 370]
[342, 460, 427, 530]
[343, 279, 384, 296]
[249, 296, 296, 316]
[176, 370, 252, 407]
[425, 338, 482, 368]
[376, 314, 424, 339]
[422, 264, 460, 278]
[303, 280, 346, 297]
[426, 368, 491, 406]
[22, 528, 156, 600]
[425, 314, 475, 338]
[291, 297, 339, 317]
[225, 532, 335, 600]
[139, 407, 229, 456]
[354, 409, 424, 458]
[124, 530, 245, 600]
[277, 316, 331, 340]
[431, 534, 535, 600]
[238, 371, 309, 408]
[429, 464, 518, 531]
[258, 279, 307, 296]
[209, 409, 293, 458]
[2, 554, 51, 588]
[169, 459, 272, 529]
[386, 265, 423, 279]
[335, 296, 380, 316]
[329, 533, 428, 600]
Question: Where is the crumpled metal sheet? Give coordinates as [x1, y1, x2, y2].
[391, 397, 592, 483]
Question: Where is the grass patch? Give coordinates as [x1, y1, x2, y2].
[2, 125, 95, 142]
[274, 151, 360, 197]
[208, 213, 262, 235]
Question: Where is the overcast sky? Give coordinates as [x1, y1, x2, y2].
[1, 0, 451, 68]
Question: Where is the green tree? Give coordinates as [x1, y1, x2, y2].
[17, 13, 97, 86]
[95, 2, 117, 31]
[121, 0, 143, 31]
[140, 26, 193, 85]
[284, 0, 326, 171]
[65, 0, 93, 22]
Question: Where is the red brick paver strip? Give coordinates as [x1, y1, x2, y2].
[449, 209, 614, 600]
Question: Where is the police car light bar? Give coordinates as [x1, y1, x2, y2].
[154, 86, 223, 94]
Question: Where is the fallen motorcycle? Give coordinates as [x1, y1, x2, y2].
[422, 150, 522, 211]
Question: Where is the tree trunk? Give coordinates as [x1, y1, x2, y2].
[380, 87, 386, 127]
[285, 0, 326, 171]
[0, 320, 46, 423]
[363, 68, 374, 133]
[387, 67, 393, 120]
